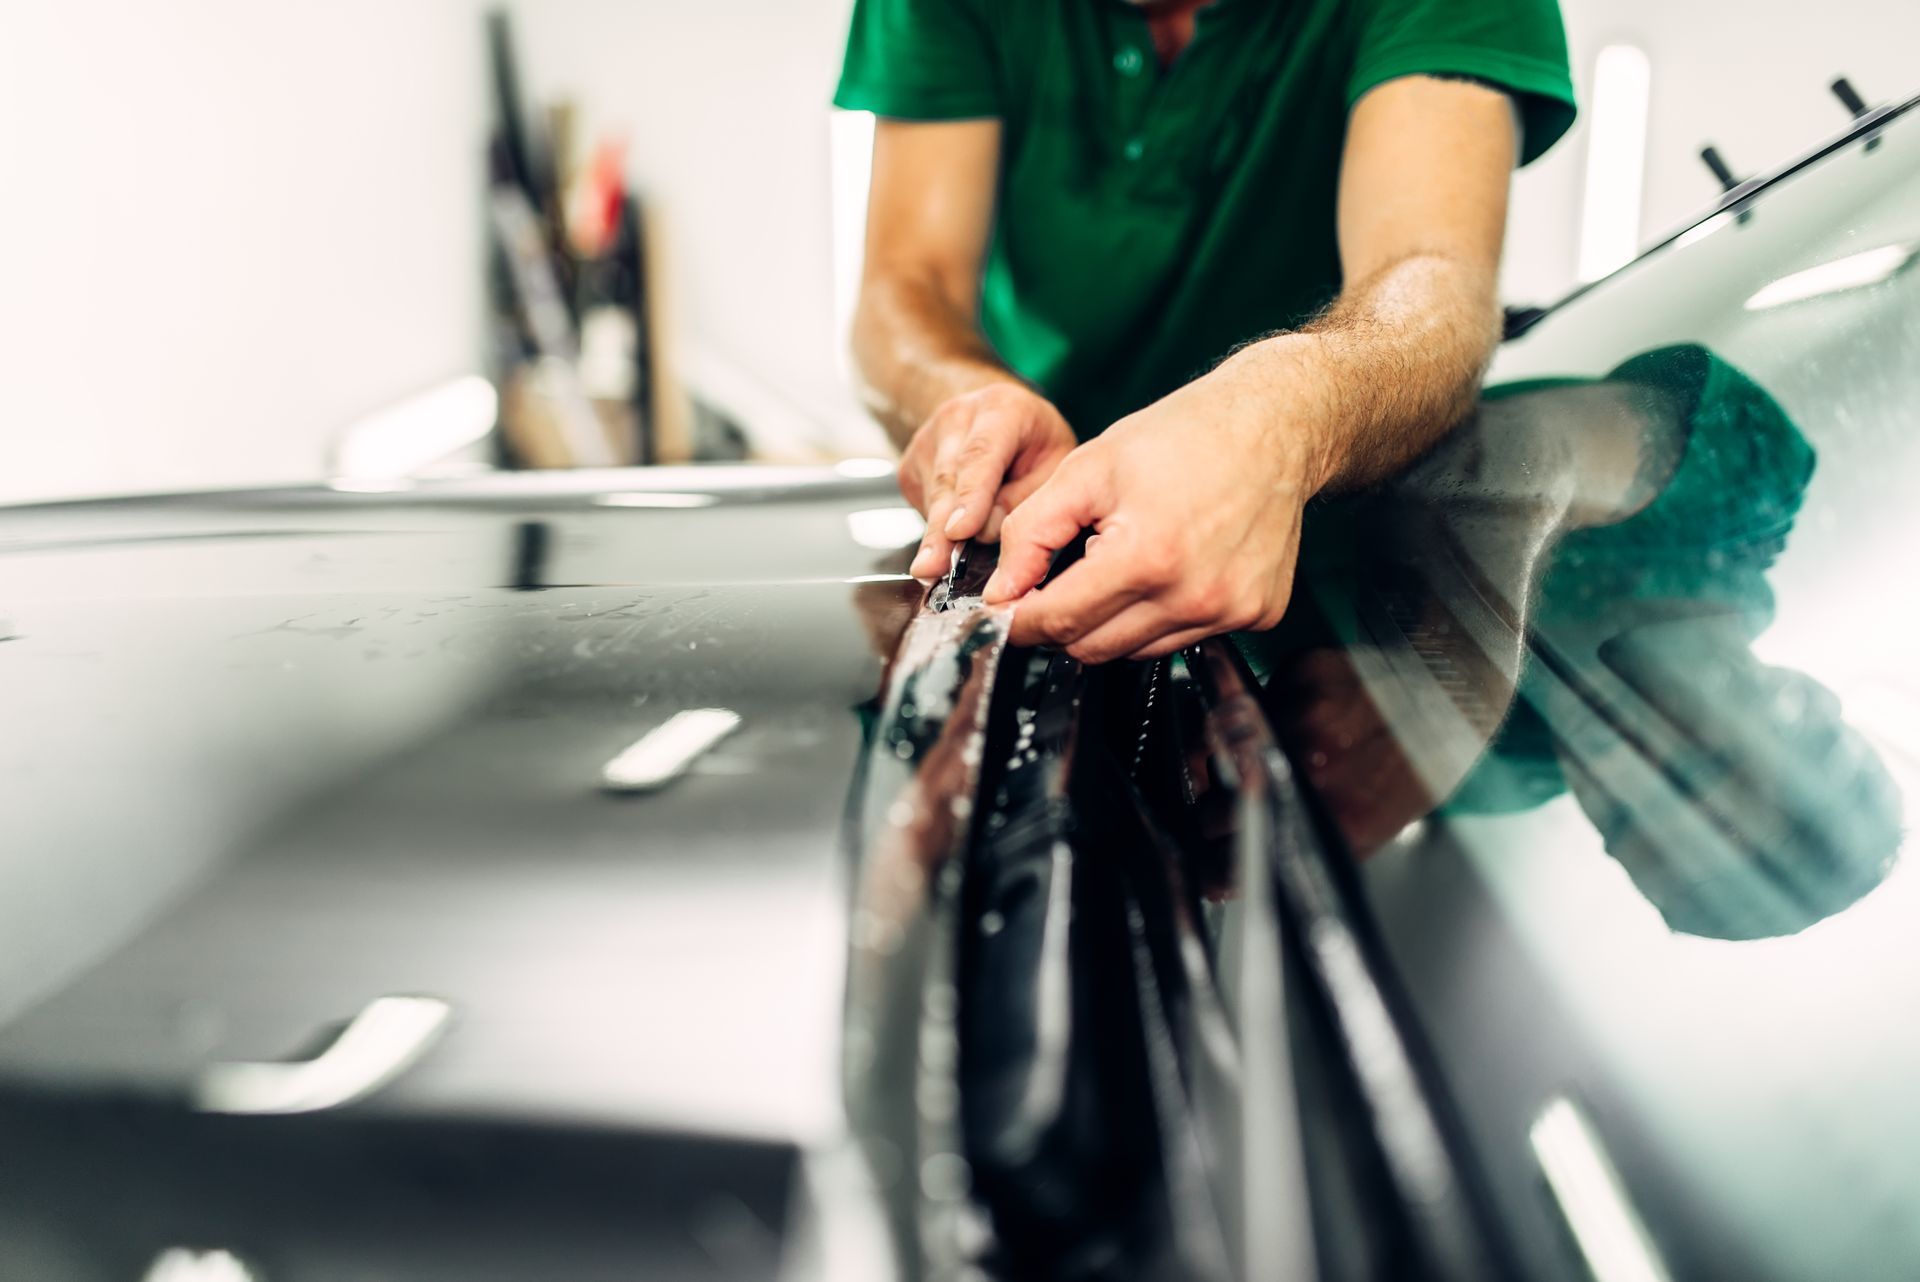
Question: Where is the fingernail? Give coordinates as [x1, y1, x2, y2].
[983, 571, 1005, 599]
[910, 545, 937, 576]
[943, 506, 968, 537]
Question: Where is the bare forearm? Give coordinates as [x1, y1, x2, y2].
[1225, 252, 1502, 494]
[851, 273, 1012, 450]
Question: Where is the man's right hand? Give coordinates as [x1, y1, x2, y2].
[901, 382, 1076, 581]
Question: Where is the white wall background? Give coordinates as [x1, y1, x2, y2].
[505, 0, 881, 457]
[0, 1, 487, 505]
[1, 0, 1915, 502]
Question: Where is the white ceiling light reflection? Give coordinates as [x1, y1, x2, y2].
[602, 709, 743, 793]
[593, 491, 720, 508]
[846, 507, 925, 550]
[196, 995, 452, 1115]
[1531, 1097, 1673, 1282]
[1745, 243, 1916, 310]
[144, 1249, 258, 1282]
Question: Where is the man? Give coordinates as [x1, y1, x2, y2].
[835, 0, 1576, 662]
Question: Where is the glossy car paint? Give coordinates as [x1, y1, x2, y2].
[0, 469, 923, 1279]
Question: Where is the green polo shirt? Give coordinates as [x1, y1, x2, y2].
[835, 0, 1576, 437]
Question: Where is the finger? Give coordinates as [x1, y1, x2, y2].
[1058, 600, 1183, 665]
[897, 400, 960, 514]
[910, 536, 952, 582]
[1004, 547, 1147, 649]
[912, 426, 970, 578]
[979, 503, 1009, 544]
[1131, 585, 1289, 660]
[942, 413, 1025, 542]
[983, 458, 1107, 603]
[923, 418, 970, 526]
[1130, 624, 1220, 661]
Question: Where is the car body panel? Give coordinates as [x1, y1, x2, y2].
[0, 470, 928, 1279]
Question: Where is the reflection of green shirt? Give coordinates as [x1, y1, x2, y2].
[835, 0, 1576, 436]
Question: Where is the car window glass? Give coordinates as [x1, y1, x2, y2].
[1284, 106, 1920, 1280]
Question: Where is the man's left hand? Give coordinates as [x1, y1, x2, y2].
[981, 352, 1312, 662]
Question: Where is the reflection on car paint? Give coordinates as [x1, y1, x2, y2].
[1528, 1095, 1672, 1282]
[195, 995, 454, 1116]
[141, 1247, 260, 1282]
[1187, 640, 1504, 1282]
[1269, 343, 1900, 941]
[599, 708, 742, 793]
[845, 541, 1012, 1281]
[1440, 345, 1899, 939]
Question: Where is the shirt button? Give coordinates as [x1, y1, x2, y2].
[1123, 137, 1146, 162]
[1113, 46, 1145, 76]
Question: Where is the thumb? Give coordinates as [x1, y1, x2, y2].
[983, 454, 1107, 603]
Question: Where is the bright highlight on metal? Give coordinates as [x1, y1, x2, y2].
[195, 995, 452, 1116]
[601, 708, 743, 793]
[1668, 209, 1734, 254]
[1531, 1096, 1673, 1282]
[143, 1248, 258, 1282]
[1744, 243, 1916, 310]
[1577, 44, 1653, 283]
[592, 491, 721, 508]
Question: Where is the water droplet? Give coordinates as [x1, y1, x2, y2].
[920, 1152, 971, 1202]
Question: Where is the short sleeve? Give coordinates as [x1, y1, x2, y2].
[833, 0, 1001, 120]
[1346, 0, 1577, 165]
